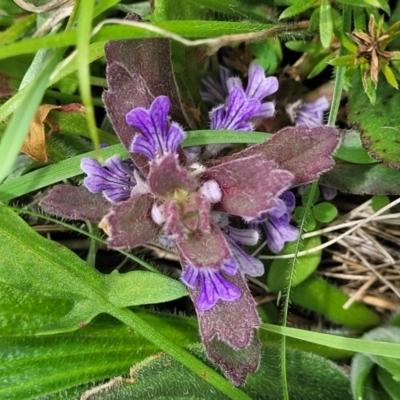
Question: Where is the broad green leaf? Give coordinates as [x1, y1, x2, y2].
[321, 161, 400, 195]
[279, 0, 317, 20]
[0, 282, 199, 400]
[349, 73, 400, 167]
[319, 0, 333, 49]
[351, 353, 376, 400]
[364, 327, 400, 380]
[0, 204, 187, 334]
[291, 275, 380, 331]
[312, 202, 338, 223]
[336, 0, 390, 13]
[333, 130, 377, 164]
[377, 367, 400, 398]
[79, 344, 351, 400]
[267, 236, 322, 292]
[294, 206, 317, 231]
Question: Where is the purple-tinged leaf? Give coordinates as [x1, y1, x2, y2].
[203, 154, 293, 219]
[189, 271, 260, 347]
[39, 185, 110, 222]
[100, 193, 158, 249]
[177, 224, 231, 269]
[164, 193, 211, 238]
[148, 154, 197, 197]
[103, 15, 189, 155]
[205, 333, 261, 386]
[209, 125, 340, 187]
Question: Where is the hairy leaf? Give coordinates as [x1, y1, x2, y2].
[100, 194, 159, 249]
[0, 204, 185, 334]
[80, 344, 351, 399]
[203, 155, 293, 218]
[349, 73, 400, 168]
[40, 184, 110, 222]
[209, 125, 340, 187]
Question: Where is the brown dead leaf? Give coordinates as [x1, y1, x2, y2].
[21, 104, 60, 163]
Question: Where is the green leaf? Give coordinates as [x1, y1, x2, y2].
[301, 185, 320, 205]
[0, 13, 36, 46]
[377, 367, 400, 397]
[307, 53, 335, 79]
[319, 0, 333, 49]
[364, 327, 400, 380]
[361, 65, 377, 103]
[351, 353, 376, 400]
[329, 55, 359, 67]
[349, 72, 400, 167]
[381, 63, 399, 89]
[294, 206, 317, 231]
[267, 236, 322, 292]
[336, 0, 389, 12]
[0, 204, 187, 335]
[79, 344, 351, 400]
[0, 50, 63, 183]
[321, 161, 400, 195]
[0, 282, 199, 400]
[371, 194, 391, 212]
[334, 130, 377, 164]
[313, 202, 338, 223]
[279, 0, 317, 20]
[285, 41, 324, 54]
[291, 275, 381, 331]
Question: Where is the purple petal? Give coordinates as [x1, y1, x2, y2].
[254, 101, 275, 119]
[196, 268, 241, 311]
[224, 225, 259, 246]
[210, 87, 261, 131]
[200, 66, 231, 105]
[126, 96, 185, 160]
[245, 62, 279, 101]
[80, 156, 136, 203]
[280, 190, 296, 212]
[262, 218, 299, 253]
[288, 96, 330, 128]
[181, 264, 200, 288]
[320, 184, 337, 200]
[223, 232, 264, 277]
[226, 77, 243, 92]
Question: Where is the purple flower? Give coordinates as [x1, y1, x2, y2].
[181, 260, 241, 311]
[256, 191, 299, 254]
[210, 87, 261, 131]
[287, 96, 330, 128]
[200, 66, 231, 105]
[125, 95, 185, 160]
[227, 62, 278, 119]
[80, 156, 137, 203]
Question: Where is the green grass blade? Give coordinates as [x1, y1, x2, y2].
[0, 50, 63, 183]
[76, 0, 100, 154]
[261, 324, 400, 359]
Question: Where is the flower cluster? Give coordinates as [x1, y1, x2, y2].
[78, 91, 293, 311]
[39, 41, 340, 385]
